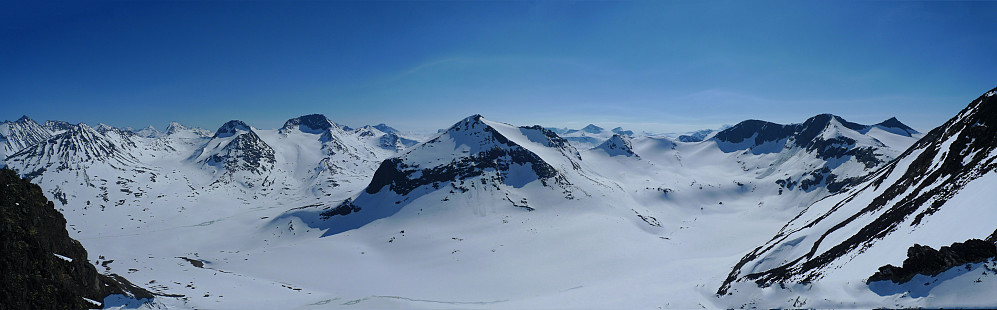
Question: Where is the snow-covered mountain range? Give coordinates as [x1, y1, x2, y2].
[5, 87, 997, 309]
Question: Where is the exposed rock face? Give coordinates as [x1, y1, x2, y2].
[1, 116, 52, 160]
[190, 120, 276, 176]
[719, 87, 997, 295]
[875, 117, 920, 137]
[594, 134, 637, 157]
[5, 123, 144, 176]
[868, 239, 997, 284]
[364, 115, 561, 196]
[42, 120, 75, 134]
[0, 168, 152, 309]
[711, 113, 916, 194]
[280, 114, 335, 134]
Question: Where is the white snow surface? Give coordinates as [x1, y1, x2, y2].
[2, 112, 967, 309]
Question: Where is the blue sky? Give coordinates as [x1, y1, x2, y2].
[2, 1, 995, 134]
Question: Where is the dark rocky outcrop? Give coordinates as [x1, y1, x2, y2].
[594, 134, 637, 157]
[364, 115, 566, 196]
[868, 239, 997, 284]
[42, 120, 75, 133]
[719, 87, 997, 295]
[213, 120, 253, 138]
[875, 117, 920, 137]
[281, 114, 335, 134]
[0, 168, 153, 309]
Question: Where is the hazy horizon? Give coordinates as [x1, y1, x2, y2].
[4, 1, 995, 134]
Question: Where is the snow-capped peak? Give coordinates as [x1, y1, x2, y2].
[720, 86, 997, 298]
[874, 117, 919, 137]
[581, 124, 604, 134]
[1, 116, 53, 162]
[280, 114, 337, 134]
[213, 120, 253, 138]
[594, 134, 637, 157]
[165, 121, 188, 135]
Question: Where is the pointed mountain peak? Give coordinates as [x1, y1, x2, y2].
[446, 114, 490, 133]
[282, 114, 335, 134]
[595, 134, 637, 157]
[581, 124, 603, 134]
[214, 120, 252, 138]
[165, 121, 189, 135]
[15, 115, 32, 123]
[874, 117, 918, 136]
[801, 114, 866, 132]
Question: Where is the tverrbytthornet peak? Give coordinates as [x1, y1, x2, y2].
[720, 87, 997, 307]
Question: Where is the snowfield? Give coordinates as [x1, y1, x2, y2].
[6, 92, 996, 310]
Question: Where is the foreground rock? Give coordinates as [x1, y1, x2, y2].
[0, 168, 153, 309]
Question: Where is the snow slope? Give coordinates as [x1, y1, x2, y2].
[720, 87, 997, 308]
[0, 108, 931, 309]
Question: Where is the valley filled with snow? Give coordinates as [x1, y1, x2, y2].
[4, 88, 997, 309]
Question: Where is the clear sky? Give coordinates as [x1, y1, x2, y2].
[2, 1, 995, 134]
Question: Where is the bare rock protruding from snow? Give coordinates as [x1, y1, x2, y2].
[874, 117, 920, 137]
[280, 114, 336, 134]
[594, 134, 637, 157]
[42, 120, 74, 135]
[0, 168, 154, 309]
[1, 116, 52, 161]
[364, 115, 567, 196]
[867, 239, 996, 284]
[189, 120, 276, 178]
[720, 87, 997, 299]
[711, 113, 919, 194]
[6, 123, 143, 176]
[279, 114, 584, 236]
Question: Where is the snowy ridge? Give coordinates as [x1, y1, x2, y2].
[0, 108, 933, 309]
[6, 123, 144, 176]
[283, 115, 592, 236]
[1, 116, 52, 163]
[710, 113, 919, 195]
[719, 86, 997, 308]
